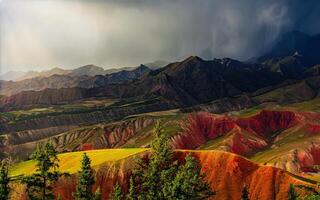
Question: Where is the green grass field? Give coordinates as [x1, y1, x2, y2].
[10, 148, 147, 177]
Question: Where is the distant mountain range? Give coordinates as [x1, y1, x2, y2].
[0, 61, 167, 96]
[1, 30, 320, 111]
[0, 60, 168, 81]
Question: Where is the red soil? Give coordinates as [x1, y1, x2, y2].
[187, 151, 306, 200]
[305, 123, 320, 135]
[81, 143, 94, 151]
[172, 110, 301, 155]
[297, 144, 320, 172]
[237, 110, 299, 137]
[228, 130, 267, 155]
[172, 112, 237, 149]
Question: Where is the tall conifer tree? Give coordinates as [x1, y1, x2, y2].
[74, 153, 95, 200]
[241, 185, 249, 200]
[130, 121, 214, 200]
[110, 182, 123, 200]
[21, 143, 62, 200]
[288, 184, 299, 200]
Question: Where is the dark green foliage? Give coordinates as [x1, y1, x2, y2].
[21, 143, 63, 200]
[288, 184, 299, 200]
[0, 160, 10, 200]
[130, 121, 214, 200]
[126, 177, 135, 200]
[131, 121, 175, 199]
[163, 153, 214, 199]
[0, 137, 7, 160]
[94, 187, 102, 200]
[294, 185, 320, 200]
[110, 182, 124, 200]
[74, 153, 95, 200]
[241, 185, 249, 200]
[303, 195, 320, 200]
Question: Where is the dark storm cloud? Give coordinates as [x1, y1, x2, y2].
[0, 0, 319, 73]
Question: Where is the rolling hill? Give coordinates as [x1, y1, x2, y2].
[10, 149, 316, 200]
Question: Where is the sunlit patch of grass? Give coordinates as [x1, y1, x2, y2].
[10, 148, 147, 177]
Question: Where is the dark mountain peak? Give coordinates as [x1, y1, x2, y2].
[163, 56, 205, 75]
[77, 64, 103, 70]
[293, 51, 303, 58]
[50, 67, 65, 71]
[221, 58, 242, 67]
[143, 60, 168, 70]
[136, 64, 150, 71]
[183, 56, 204, 63]
[70, 64, 105, 77]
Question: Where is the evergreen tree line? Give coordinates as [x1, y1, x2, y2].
[0, 122, 216, 200]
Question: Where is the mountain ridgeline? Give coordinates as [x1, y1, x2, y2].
[0, 31, 320, 112]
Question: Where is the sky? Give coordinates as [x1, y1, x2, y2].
[1, 0, 320, 73]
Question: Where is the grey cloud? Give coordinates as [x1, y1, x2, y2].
[0, 0, 319, 73]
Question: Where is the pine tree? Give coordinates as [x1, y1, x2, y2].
[0, 137, 7, 160]
[110, 182, 123, 200]
[74, 153, 95, 200]
[163, 153, 213, 199]
[21, 142, 62, 200]
[94, 187, 101, 200]
[0, 160, 10, 200]
[129, 122, 214, 200]
[241, 185, 249, 200]
[126, 177, 135, 200]
[133, 121, 175, 199]
[288, 184, 299, 200]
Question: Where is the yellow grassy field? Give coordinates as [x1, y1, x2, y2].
[10, 148, 148, 177]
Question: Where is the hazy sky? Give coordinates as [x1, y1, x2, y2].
[1, 0, 320, 73]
